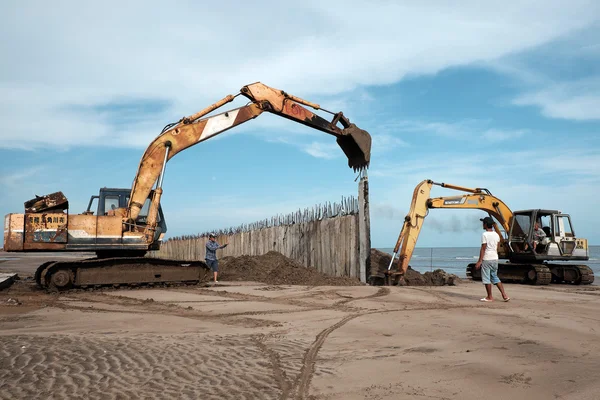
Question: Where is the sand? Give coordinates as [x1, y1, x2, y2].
[1, 252, 600, 400]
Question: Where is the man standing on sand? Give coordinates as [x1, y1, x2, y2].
[206, 233, 227, 283]
[475, 216, 510, 302]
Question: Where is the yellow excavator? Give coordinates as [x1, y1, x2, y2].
[3, 82, 371, 290]
[386, 179, 593, 285]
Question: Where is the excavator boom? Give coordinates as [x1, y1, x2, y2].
[387, 180, 434, 276]
[128, 82, 370, 222]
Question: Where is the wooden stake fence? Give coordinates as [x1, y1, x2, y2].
[151, 182, 370, 281]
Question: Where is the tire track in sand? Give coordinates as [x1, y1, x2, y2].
[291, 313, 362, 400]
[334, 287, 390, 306]
[252, 335, 292, 400]
[289, 287, 391, 399]
[288, 287, 478, 399]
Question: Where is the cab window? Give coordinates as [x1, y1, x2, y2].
[555, 215, 574, 238]
[104, 196, 119, 214]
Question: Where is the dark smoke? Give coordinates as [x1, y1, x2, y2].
[373, 203, 491, 234]
[371, 203, 405, 220]
[426, 215, 482, 233]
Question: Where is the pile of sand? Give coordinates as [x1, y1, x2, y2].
[218, 251, 362, 286]
[218, 250, 459, 287]
[369, 249, 460, 286]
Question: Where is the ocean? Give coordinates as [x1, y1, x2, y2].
[378, 245, 600, 283]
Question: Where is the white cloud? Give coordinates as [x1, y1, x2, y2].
[390, 119, 508, 140]
[263, 134, 346, 160]
[0, 166, 46, 187]
[1, 1, 599, 149]
[302, 142, 340, 159]
[481, 129, 528, 142]
[0, 165, 58, 208]
[379, 119, 528, 143]
[513, 78, 600, 120]
[371, 134, 409, 154]
[370, 146, 600, 183]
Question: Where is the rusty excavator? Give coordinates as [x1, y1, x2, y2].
[3, 82, 371, 290]
[386, 179, 593, 286]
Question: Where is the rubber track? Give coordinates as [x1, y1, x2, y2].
[37, 257, 210, 290]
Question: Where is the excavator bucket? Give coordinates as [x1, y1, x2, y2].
[337, 124, 371, 171]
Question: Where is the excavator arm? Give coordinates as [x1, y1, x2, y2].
[126, 82, 371, 225]
[387, 180, 434, 278]
[388, 180, 514, 276]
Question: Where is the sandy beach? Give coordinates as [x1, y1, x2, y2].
[1, 253, 600, 400]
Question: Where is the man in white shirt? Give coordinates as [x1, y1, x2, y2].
[475, 216, 510, 302]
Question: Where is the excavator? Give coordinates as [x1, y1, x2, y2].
[385, 179, 593, 285]
[3, 82, 371, 290]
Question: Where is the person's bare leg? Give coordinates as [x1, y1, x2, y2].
[496, 282, 509, 300]
[484, 284, 493, 300]
[213, 271, 218, 282]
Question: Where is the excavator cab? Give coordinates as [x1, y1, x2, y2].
[83, 188, 167, 256]
[508, 210, 588, 262]
[86, 188, 166, 230]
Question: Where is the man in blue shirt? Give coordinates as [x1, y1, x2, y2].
[206, 233, 227, 283]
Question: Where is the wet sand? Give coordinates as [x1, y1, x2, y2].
[1, 253, 600, 399]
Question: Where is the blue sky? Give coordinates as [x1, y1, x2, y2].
[1, 1, 600, 248]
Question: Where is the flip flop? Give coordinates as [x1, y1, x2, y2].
[503, 298, 510, 302]
[480, 298, 493, 302]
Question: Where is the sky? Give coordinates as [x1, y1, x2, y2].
[1, 1, 600, 248]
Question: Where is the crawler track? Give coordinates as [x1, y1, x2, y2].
[467, 263, 552, 285]
[549, 264, 595, 285]
[577, 265, 595, 285]
[36, 257, 211, 290]
[467, 262, 594, 286]
[529, 265, 553, 285]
